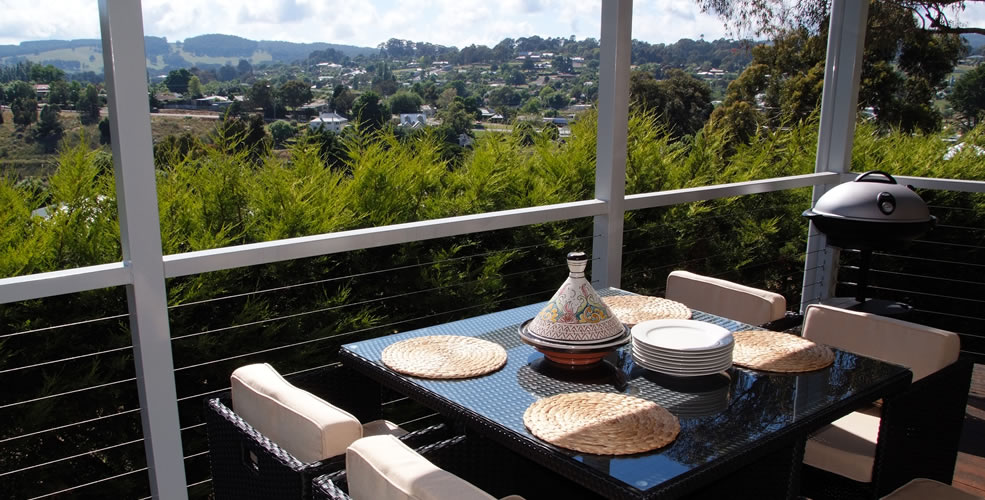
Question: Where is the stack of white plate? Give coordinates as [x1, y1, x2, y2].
[630, 319, 733, 377]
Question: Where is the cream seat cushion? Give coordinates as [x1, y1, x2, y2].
[804, 405, 882, 482]
[230, 363, 365, 463]
[802, 304, 960, 382]
[802, 305, 961, 483]
[665, 270, 786, 325]
[346, 434, 524, 500]
[881, 478, 983, 499]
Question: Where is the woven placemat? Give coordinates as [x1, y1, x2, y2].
[523, 392, 680, 455]
[381, 335, 507, 379]
[603, 295, 692, 325]
[732, 330, 834, 373]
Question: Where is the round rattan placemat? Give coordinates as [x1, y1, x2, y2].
[523, 392, 680, 455]
[732, 330, 834, 373]
[602, 295, 692, 326]
[381, 335, 507, 379]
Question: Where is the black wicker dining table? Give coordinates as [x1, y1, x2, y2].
[338, 288, 911, 500]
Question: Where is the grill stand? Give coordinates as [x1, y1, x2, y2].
[846, 249, 912, 318]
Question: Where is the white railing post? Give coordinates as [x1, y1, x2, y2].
[801, 0, 869, 312]
[592, 0, 632, 288]
[98, 1, 188, 498]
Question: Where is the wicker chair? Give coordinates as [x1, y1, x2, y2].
[313, 435, 523, 500]
[313, 433, 600, 500]
[205, 363, 448, 500]
[665, 270, 789, 327]
[799, 305, 973, 499]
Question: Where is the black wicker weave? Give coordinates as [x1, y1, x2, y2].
[801, 357, 974, 500]
[205, 364, 451, 500]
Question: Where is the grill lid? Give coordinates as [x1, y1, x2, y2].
[811, 171, 931, 223]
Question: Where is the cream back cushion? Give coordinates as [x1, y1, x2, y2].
[346, 435, 499, 500]
[803, 305, 960, 382]
[665, 270, 786, 325]
[230, 363, 363, 463]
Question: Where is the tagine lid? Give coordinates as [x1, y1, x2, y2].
[526, 252, 625, 342]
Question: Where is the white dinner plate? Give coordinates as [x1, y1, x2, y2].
[633, 353, 732, 376]
[632, 340, 733, 359]
[632, 351, 732, 370]
[631, 320, 732, 351]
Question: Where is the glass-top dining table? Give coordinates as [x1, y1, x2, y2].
[338, 288, 912, 499]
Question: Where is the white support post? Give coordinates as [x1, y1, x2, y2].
[98, 1, 188, 498]
[592, 0, 632, 288]
[801, 0, 869, 312]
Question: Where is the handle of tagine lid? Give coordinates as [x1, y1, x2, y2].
[567, 251, 587, 276]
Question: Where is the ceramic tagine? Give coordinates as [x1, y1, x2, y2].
[519, 251, 629, 366]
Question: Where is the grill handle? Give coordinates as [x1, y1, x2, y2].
[854, 170, 897, 184]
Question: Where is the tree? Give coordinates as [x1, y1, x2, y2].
[164, 68, 193, 94]
[505, 69, 526, 86]
[552, 55, 573, 73]
[8, 80, 34, 101]
[438, 100, 473, 136]
[351, 91, 389, 132]
[268, 120, 298, 147]
[331, 84, 355, 117]
[437, 88, 458, 109]
[34, 104, 63, 150]
[98, 117, 111, 145]
[371, 61, 399, 97]
[237, 59, 253, 76]
[539, 88, 568, 110]
[950, 64, 985, 128]
[630, 70, 713, 137]
[696, 0, 985, 37]
[47, 80, 72, 106]
[76, 84, 101, 125]
[278, 80, 313, 112]
[11, 96, 38, 126]
[187, 76, 203, 99]
[487, 86, 522, 109]
[247, 80, 275, 119]
[218, 64, 238, 82]
[387, 90, 423, 114]
[711, 3, 963, 133]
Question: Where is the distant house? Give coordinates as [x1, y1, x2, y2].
[420, 105, 436, 118]
[399, 113, 427, 128]
[34, 84, 50, 99]
[195, 95, 229, 108]
[543, 117, 569, 126]
[308, 112, 348, 132]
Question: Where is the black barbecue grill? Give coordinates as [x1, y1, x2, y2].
[803, 170, 936, 315]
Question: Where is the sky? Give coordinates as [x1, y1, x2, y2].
[1, 1, 984, 49]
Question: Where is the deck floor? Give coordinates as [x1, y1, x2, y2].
[954, 363, 985, 497]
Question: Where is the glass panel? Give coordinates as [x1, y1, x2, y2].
[0, 1, 118, 278]
[137, 3, 604, 255]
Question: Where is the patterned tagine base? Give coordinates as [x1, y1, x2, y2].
[537, 348, 609, 367]
[519, 319, 629, 368]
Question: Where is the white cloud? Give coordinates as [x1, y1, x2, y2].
[4, 0, 981, 50]
[632, 1, 729, 43]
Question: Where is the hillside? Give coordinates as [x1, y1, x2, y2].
[964, 33, 985, 52]
[0, 34, 377, 74]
